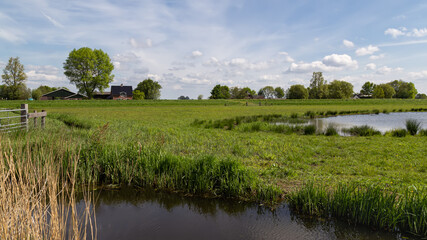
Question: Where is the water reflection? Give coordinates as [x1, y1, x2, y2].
[77, 188, 407, 240]
[310, 112, 427, 135]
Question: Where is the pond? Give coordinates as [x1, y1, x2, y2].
[78, 188, 409, 240]
[310, 112, 427, 134]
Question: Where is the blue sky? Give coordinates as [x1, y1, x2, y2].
[1, 0, 427, 99]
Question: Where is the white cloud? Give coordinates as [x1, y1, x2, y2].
[192, 50, 203, 57]
[225, 58, 269, 70]
[259, 75, 281, 81]
[129, 38, 152, 48]
[342, 39, 354, 48]
[410, 28, 427, 37]
[376, 66, 403, 75]
[409, 71, 427, 79]
[369, 54, 385, 60]
[365, 63, 376, 70]
[41, 11, 64, 28]
[384, 28, 405, 38]
[322, 54, 358, 69]
[278, 52, 294, 62]
[287, 61, 336, 73]
[355, 45, 380, 56]
[172, 84, 183, 90]
[0, 29, 25, 43]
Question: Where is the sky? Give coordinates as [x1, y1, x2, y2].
[1, 0, 427, 99]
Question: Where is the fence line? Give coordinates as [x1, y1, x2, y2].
[0, 104, 47, 132]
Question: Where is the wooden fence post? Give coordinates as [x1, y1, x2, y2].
[41, 110, 46, 129]
[34, 110, 37, 128]
[21, 104, 28, 131]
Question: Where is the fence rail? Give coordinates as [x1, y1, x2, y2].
[0, 104, 47, 133]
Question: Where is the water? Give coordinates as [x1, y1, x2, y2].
[78, 188, 409, 240]
[309, 112, 427, 134]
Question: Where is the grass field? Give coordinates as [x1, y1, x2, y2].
[1, 99, 426, 236]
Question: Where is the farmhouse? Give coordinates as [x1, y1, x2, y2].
[110, 84, 133, 100]
[40, 88, 86, 100]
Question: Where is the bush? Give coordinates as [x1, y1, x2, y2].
[391, 129, 407, 137]
[290, 113, 298, 119]
[303, 125, 316, 135]
[324, 125, 338, 136]
[419, 129, 427, 136]
[343, 125, 381, 136]
[406, 119, 422, 135]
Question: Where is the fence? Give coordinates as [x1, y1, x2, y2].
[0, 104, 46, 133]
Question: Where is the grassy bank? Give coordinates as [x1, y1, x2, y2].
[1, 99, 426, 236]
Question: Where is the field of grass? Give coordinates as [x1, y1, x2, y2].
[1, 99, 426, 236]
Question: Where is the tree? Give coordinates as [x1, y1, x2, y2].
[197, 94, 203, 100]
[379, 84, 395, 98]
[230, 86, 255, 99]
[135, 78, 162, 99]
[309, 72, 328, 99]
[31, 85, 60, 100]
[274, 87, 285, 98]
[416, 93, 427, 99]
[360, 82, 375, 95]
[328, 80, 354, 99]
[258, 86, 275, 99]
[133, 90, 145, 100]
[387, 80, 417, 99]
[286, 85, 308, 99]
[63, 47, 114, 98]
[210, 84, 230, 99]
[178, 95, 190, 100]
[372, 85, 385, 98]
[2, 57, 27, 100]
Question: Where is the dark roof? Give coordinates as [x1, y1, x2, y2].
[111, 85, 133, 96]
[42, 88, 76, 98]
[64, 93, 86, 99]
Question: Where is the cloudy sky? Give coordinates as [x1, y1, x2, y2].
[1, 0, 427, 99]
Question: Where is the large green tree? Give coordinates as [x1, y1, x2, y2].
[135, 78, 162, 99]
[286, 84, 308, 99]
[360, 81, 375, 95]
[274, 87, 285, 98]
[258, 86, 275, 99]
[379, 84, 395, 98]
[2, 57, 27, 100]
[210, 84, 230, 99]
[63, 47, 114, 98]
[387, 80, 417, 99]
[309, 72, 328, 99]
[328, 80, 354, 99]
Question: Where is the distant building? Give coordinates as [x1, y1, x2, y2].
[40, 89, 86, 100]
[110, 84, 133, 100]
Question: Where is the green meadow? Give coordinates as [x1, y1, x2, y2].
[1, 99, 426, 235]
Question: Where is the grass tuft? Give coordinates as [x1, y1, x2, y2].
[406, 119, 422, 136]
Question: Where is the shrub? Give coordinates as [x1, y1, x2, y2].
[290, 113, 298, 119]
[304, 111, 316, 119]
[343, 125, 381, 136]
[419, 129, 427, 136]
[391, 129, 407, 137]
[324, 124, 338, 136]
[372, 109, 380, 114]
[303, 125, 316, 135]
[406, 119, 422, 135]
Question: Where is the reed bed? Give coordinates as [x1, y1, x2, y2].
[0, 138, 95, 240]
[288, 182, 427, 237]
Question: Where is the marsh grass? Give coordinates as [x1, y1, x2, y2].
[324, 124, 338, 136]
[0, 139, 95, 240]
[303, 125, 316, 135]
[390, 129, 407, 137]
[342, 125, 381, 136]
[406, 119, 422, 135]
[419, 129, 427, 136]
[289, 182, 427, 237]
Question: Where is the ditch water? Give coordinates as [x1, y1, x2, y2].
[309, 112, 427, 135]
[78, 188, 410, 240]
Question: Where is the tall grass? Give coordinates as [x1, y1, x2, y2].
[406, 119, 422, 136]
[0, 139, 95, 240]
[342, 125, 381, 136]
[288, 182, 427, 237]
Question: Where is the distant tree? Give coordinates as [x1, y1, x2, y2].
[378, 84, 395, 98]
[286, 84, 308, 99]
[415, 93, 427, 99]
[274, 87, 285, 98]
[133, 90, 145, 100]
[63, 47, 114, 98]
[372, 85, 385, 98]
[178, 95, 190, 100]
[135, 78, 162, 99]
[197, 94, 203, 100]
[230, 86, 255, 99]
[31, 85, 60, 100]
[360, 82, 375, 95]
[258, 86, 275, 99]
[328, 80, 354, 99]
[210, 84, 230, 99]
[309, 72, 328, 99]
[387, 80, 417, 99]
[2, 57, 27, 100]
